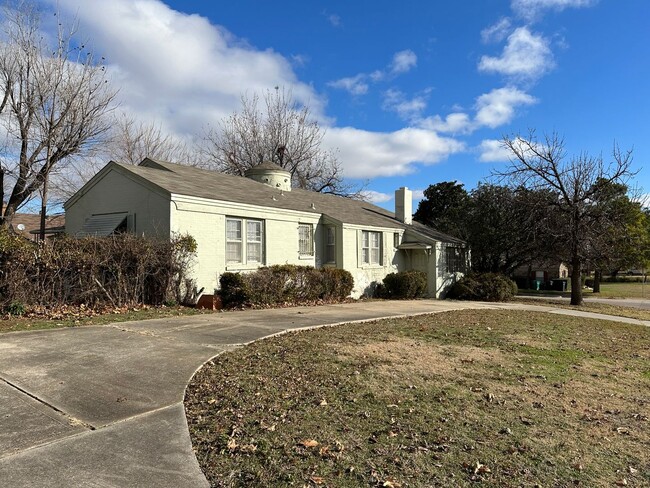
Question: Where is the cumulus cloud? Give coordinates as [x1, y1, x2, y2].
[327, 75, 369, 95]
[478, 27, 554, 81]
[418, 113, 473, 134]
[324, 127, 465, 178]
[389, 50, 417, 74]
[512, 0, 597, 20]
[478, 139, 512, 162]
[382, 89, 428, 121]
[474, 87, 537, 128]
[51, 0, 324, 138]
[481, 18, 512, 43]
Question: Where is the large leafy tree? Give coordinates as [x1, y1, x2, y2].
[465, 184, 554, 275]
[413, 181, 470, 239]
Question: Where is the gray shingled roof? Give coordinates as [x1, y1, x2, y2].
[114, 159, 463, 244]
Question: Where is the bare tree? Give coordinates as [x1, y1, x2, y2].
[498, 131, 635, 305]
[104, 112, 199, 166]
[202, 87, 359, 196]
[0, 2, 116, 233]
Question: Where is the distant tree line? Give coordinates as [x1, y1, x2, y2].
[415, 132, 649, 305]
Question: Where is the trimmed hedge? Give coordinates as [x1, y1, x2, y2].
[447, 273, 518, 302]
[376, 270, 428, 299]
[219, 265, 354, 308]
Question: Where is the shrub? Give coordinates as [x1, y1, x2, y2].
[447, 273, 517, 302]
[320, 267, 354, 300]
[219, 272, 250, 308]
[0, 230, 197, 310]
[218, 265, 353, 308]
[379, 270, 428, 299]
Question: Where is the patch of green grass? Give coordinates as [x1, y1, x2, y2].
[185, 310, 650, 487]
[0, 306, 214, 334]
[595, 282, 649, 299]
[516, 298, 650, 321]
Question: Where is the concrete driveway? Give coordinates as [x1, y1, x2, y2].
[0, 300, 648, 487]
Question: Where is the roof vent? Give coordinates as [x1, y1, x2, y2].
[244, 161, 291, 192]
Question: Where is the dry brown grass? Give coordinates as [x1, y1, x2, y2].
[185, 310, 650, 487]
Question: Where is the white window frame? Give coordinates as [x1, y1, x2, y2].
[226, 217, 264, 265]
[361, 230, 382, 266]
[298, 223, 314, 258]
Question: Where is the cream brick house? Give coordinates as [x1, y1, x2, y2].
[65, 158, 467, 298]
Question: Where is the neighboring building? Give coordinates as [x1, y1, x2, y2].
[65, 158, 466, 299]
[512, 260, 568, 289]
[3, 210, 65, 241]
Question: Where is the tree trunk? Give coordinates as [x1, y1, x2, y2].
[570, 258, 583, 305]
[593, 269, 602, 293]
[39, 171, 48, 242]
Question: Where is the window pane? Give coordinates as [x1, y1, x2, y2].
[247, 242, 261, 262]
[371, 232, 380, 248]
[226, 242, 242, 263]
[370, 247, 380, 264]
[226, 219, 241, 240]
[362, 231, 369, 248]
[247, 220, 261, 242]
[327, 227, 336, 245]
[362, 248, 369, 264]
[299, 224, 313, 256]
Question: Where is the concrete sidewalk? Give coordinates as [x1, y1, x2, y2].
[0, 300, 648, 487]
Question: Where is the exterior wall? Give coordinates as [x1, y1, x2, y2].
[65, 169, 170, 237]
[171, 195, 320, 294]
[434, 242, 464, 299]
[340, 225, 406, 298]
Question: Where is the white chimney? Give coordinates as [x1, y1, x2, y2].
[395, 187, 412, 224]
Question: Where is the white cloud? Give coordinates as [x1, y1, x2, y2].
[382, 89, 428, 121]
[478, 27, 554, 81]
[324, 127, 465, 178]
[474, 86, 537, 128]
[411, 189, 425, 200]
[481, 18, 512, 43]
[512, 0, 597, 20]
[327, 74, 369, 95]
[418, 113, 473, 134]
[478, 139, 511, 162]
[390, 50, 417, 74]
[51, 0, 325, 138]
[330, 50, 417, 96]
[360, 190, 393, 204]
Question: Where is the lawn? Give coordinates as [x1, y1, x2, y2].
[515, 298, 650, 321]
[0, 305, 214, 334]
[595, 282, 649, 299]
[185, 309, 650, 487]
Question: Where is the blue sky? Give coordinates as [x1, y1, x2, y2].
[45, 0, 649, 208]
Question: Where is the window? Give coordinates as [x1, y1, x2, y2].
[362, 230, 382, 265]
[445, 246, 466, 273]
[298, 224, 314, 257]
[393, 232, 400, 248]
[226, 217, 264, 265]
[247, 220, 263, 263]
[325, 226, 336, 264]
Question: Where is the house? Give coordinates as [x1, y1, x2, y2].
[64, 158, 467, 299]
[3, 209, 65, 241]
[512, 260, 569, 290]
